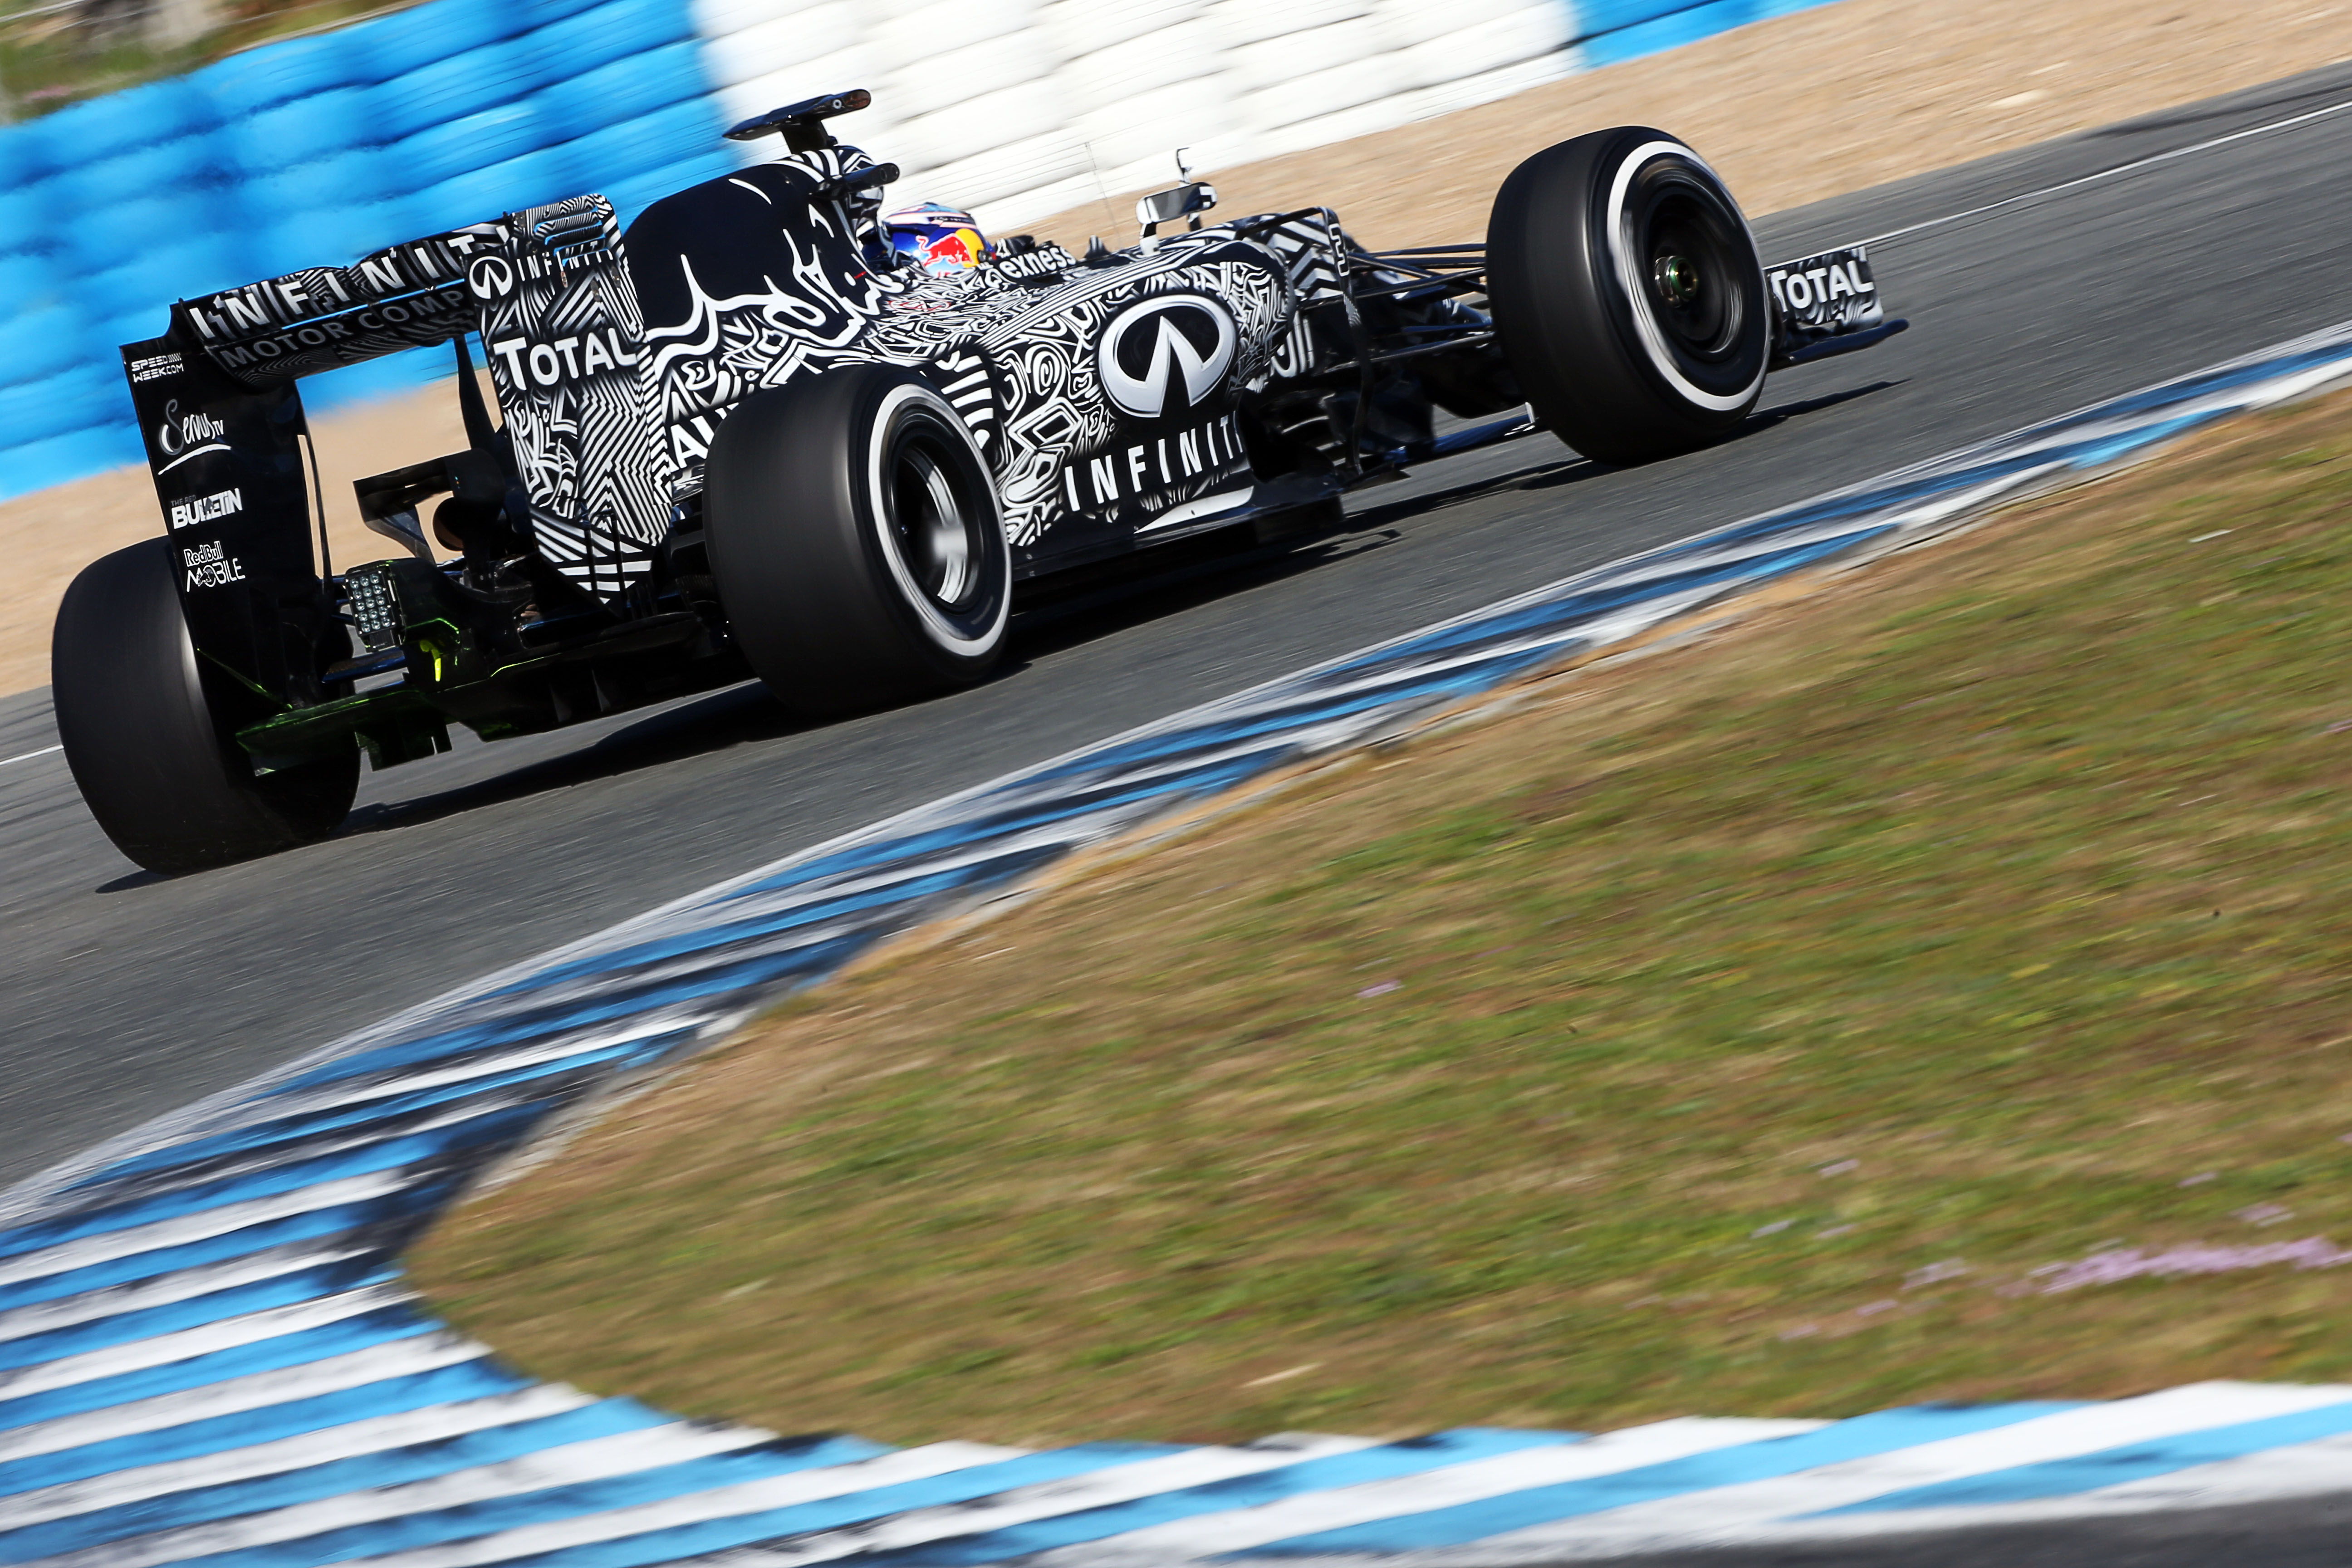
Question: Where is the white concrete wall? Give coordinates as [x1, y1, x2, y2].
[691, 0, 1583, 233]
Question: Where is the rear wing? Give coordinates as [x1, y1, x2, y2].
[119, 195, 677, 709]
[172, 224, 494, 383]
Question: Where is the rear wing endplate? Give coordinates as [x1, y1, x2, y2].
[121, 195, 678, 710]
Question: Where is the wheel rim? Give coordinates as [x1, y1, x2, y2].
[887, 442, 979, 610]
[1633, 184, 1745, 366]
[866, 383, 1010, 655]
[1607, 143, 1768, 410]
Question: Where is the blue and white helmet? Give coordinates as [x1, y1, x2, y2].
[883, 202, 988, 275]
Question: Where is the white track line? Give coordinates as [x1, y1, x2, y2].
[48, 1421, 785, 1568]
[0, 744, 62, 769]
[0, 1170, 412, 1289]
[0, 1283, 411, 1403]
[72, 1078, 639, 1213]
[1046, 1419, 1823, 1567]
[0, 1240, 368, 1345]
[1856, 94, 2352, 248]
[2043, 1427, 2352, 1511]
[0, 1332, 490, 1463]
[1478, 1382, 2352, 1556]
[1647, 1431, 2352, 1556]
[340, 1442, 1034, 1568]
[5, 1384, 599, 1530]
[196, 1012, 720, 1132]
[734, 1437, 1383, 1566]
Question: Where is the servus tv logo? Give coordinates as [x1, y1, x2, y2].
[155, 401, 229, 474]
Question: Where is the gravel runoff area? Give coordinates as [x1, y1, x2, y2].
[2, 0, 2346, 697]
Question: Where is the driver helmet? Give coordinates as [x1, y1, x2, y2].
[884, 202, 988, 276]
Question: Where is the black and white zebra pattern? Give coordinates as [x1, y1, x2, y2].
[475, 196, 676, 603]
[622, 146, 1294, 553]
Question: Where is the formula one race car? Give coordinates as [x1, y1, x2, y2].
[55, 91, 1903, 872]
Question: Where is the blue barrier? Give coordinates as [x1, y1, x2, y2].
[345, 0, 528, 79]
[203, 29, 369, 109]
[0, 0, 727, 504]
[1577, 0, 1850, 66]
[535, 39, 708, 140]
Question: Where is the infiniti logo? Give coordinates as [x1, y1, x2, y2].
[1097, 293, 1236, 420]
[467, 255, 516, 301]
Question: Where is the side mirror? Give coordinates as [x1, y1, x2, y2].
[816, 161, 898, 203]
[1137, 181, 1217, 236]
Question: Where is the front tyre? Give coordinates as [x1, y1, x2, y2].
[704, 364, 1011, 716]
[1487, 127, 1769, 466]
[52, 540, 358, 874]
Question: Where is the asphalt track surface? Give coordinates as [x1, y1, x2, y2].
[13, 55, 2352, 1190]
[5, 57, 2352, 1561]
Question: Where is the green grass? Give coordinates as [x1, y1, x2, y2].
[2, 0, 402, 120]
[416, 392, 2352, 1447]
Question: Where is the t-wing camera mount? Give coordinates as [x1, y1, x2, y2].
[725, 88, 872, 154]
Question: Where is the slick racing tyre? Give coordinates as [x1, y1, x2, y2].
[704, 363, 1011, 715]
[52, 540, 358, 873]
[1487, 127, 1770, 466]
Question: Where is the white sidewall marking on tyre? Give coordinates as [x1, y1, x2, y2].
[1607, 139, 1768, 414]
[865, 381, 1010, 656]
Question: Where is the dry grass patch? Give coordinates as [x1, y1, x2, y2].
[415, 388, 2352, 1448]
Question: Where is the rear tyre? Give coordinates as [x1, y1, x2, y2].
[52, 540, 358, 873]
[1487, 127, 1770, 466]
[704, 363, 1011, 715]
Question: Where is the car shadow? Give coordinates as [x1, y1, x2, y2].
[1511, 377, 1901, 494]
[1358, 449, 1596, 512]
[333, 681, 811, 839]
[1742, 378, 1903, 434]
[1012, 522, 1404, 657]
[323, 515, 1418, 840]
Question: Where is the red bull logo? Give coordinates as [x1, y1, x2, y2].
[910, 226, 983, 274]
[886, 203, 988, 276]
